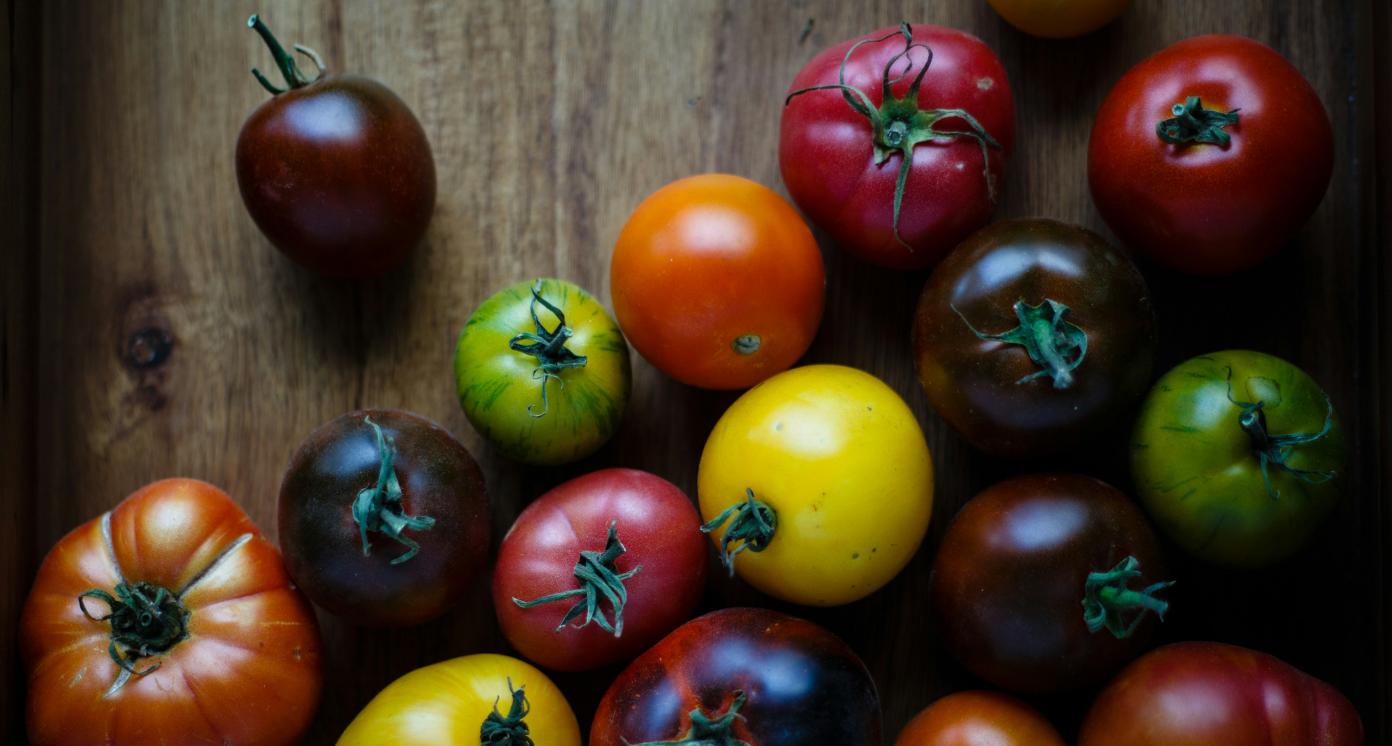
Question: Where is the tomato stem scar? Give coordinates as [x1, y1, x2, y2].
[1156, 96, 1240, 146]
[628, 690, 752, 746]
[352, 416, 436, 565]
[247, 14, 325, 95]
[480, 678, 534, 746]
[1082, 556, 1174, 639]
[509, 280, 589, 418]
[701, 489, 777, 576]
[953, 298, 1088, 389]
[77, 580, 190, 677]
[512, 521, 642, 637]
[1225, 368, 1338, 500]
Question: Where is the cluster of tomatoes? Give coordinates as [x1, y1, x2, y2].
[17, 8, 1364, 746]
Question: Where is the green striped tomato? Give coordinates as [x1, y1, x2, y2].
[454, 278, 631, 465]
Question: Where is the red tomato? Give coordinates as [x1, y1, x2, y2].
[493, 468, 707, 672]
[611, 174, 825, 390]
[1089, 35, 1333, 274]
[781, 23, 1015, 269]
[20, 479, 322, 746]
[1079, 642, 1363, 746]
[895, 691, 1064, 746]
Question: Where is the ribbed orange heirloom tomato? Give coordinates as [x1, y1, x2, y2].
[895, 691, 1065, 746]
[20, 478, 322, 746]
[611, 174, 825, 390]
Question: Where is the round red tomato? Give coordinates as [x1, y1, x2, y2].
[895, 691, 1064, 746]
[591, 607, 881, 745]
[1089, 35, 1333, 274]
[21, 479, 322, 746]
[1079, 642, 1363, 745]
[781, 23, 1015, 270]
[493, 468, 707, 672]
[611, 174, 825, 390]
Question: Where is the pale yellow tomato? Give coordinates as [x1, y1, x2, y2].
[337, 653, 580, 746]
[987, 0, 1131, 39]
[697, 364, 934, 606]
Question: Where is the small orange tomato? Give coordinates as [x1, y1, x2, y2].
[611, 173, 825, 390]
[895, 691, 1065, 746]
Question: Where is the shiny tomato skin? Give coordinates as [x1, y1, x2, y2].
[21, 479, 322, 746]
[1079, 642, 1364, 746]
[611, 174, 825, 390]
[931, 474, 1169, 693]
[590, 607, 881, 745]
[1089, 35, 1333, 275]
[988, 0, 1130, 38]
[781, 24, 1015, 270]
[895, 691, 1065, 746]
[278, 409, 490, 627]
[493, 468, 707, 672]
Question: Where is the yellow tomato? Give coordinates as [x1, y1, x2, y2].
[987, 0, 1131, 39]
[337, 654, 580, 746]
[697, 364, 934, 606]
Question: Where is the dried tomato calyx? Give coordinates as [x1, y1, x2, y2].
[78, 580, 190, 676]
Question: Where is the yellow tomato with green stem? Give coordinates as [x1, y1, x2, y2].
[987, 0, 1131, 39]
[337, 653, 580, 746]
[697, 364, 934, 606]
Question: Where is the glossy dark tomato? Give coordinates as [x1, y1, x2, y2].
[912, 219, 1155, 456]
[1089, 35, 1334, 274]
[278, 409, 489, 627]
[590, 607, 881, 745]
[236, 15, 436, 278]
[931, 474, 1172, 693]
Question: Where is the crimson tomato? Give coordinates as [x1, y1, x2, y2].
[493, 468, 707, 672]
[21, 479, 322, 746]
[781, 23, 1014, 269]
[895, 691, 1064, 746]
[1089, 35, 1333, 274]
[1079, 642, 1363, 745]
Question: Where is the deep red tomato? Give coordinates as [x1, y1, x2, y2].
[781, 23, 1015, 270]
[278, 409, 490, 626]
[21, 479, 322, 746]
[1079, 642, 1363, 745]
[611, 174, 825, 390]
[493, 468, 707, 672]
[236, 15, 436, 278]
[590, 607, 881, 745]
[931, 474, 1172, 693]
[1089, 35, 1333, 274]
[895, 691, 1065, 746]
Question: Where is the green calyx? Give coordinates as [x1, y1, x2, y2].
[1225, 369, 1337, 500]
[629, 691, 752, 746]
[1082, 556, 1174, 639]
[352, 416, 436, 565]
[784, 22, 1002, 250]
[78, 581, 190, 676]
[480, 679, 534, 746]
[246, 14, 326, 95]
[700, 489, 777, 577]
[509, 280, 588, 419]
[953, 298, 1088, 389]
[1157, 96, 1240, 146]
[512, 521, 642, 637]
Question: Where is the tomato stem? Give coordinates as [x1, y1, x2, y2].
[247, 14, 324, 95]
[628, 691, 752, 746]
[700, 488, 777, 576]
[1156, 96, 1240, 146]
[1226, 369, 1338, 500]
[953, 298, 1088, 389]
[351, 416, 436, 565]
[77, 580, 189, 676]
[480, 679, 534, 746]
[509, 280, 588, 419]
[511, 521, 642, 637]
[1082, 556, 1173, 639]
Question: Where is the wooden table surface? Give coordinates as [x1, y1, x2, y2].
[3, 1, 1389, 743]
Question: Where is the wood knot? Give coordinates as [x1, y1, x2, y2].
[124, 327, 173, 370]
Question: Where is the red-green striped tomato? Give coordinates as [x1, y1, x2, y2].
[454, 278, 630, 465]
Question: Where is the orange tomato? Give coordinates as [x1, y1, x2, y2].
[611, 173, 825, 390]
[895, 691, 1065, 746]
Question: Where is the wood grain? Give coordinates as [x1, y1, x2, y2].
[4, 0, 1388, 743]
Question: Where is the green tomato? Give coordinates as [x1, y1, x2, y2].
[1131, 350, 1345, 567]
[454, 279, 630, 465]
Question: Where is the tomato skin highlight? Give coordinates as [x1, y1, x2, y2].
[1088, 35, 1333, 274]
[611, 173, 825, 390]
[21, 478, 322, 746]
[1079, 642, 1363, 746]
[493, 468, 707, 672]
[895, 690, 1065, 746]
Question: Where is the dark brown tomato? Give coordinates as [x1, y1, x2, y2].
[590, 607, 881, 746]
[912, 218, 1155, 457]
[931, 474, 1172, 693]
[236, 16, 435, 278]
[278, 409, 489, 627]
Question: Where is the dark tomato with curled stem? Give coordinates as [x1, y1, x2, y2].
[493, 468, 707, 672]
[590, 607, 881, 746]
[278, 409, 489, 627]
[931, 474, 1173, 694]
[236, 15, 436, 278]
[913, 218, 1155, 457]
